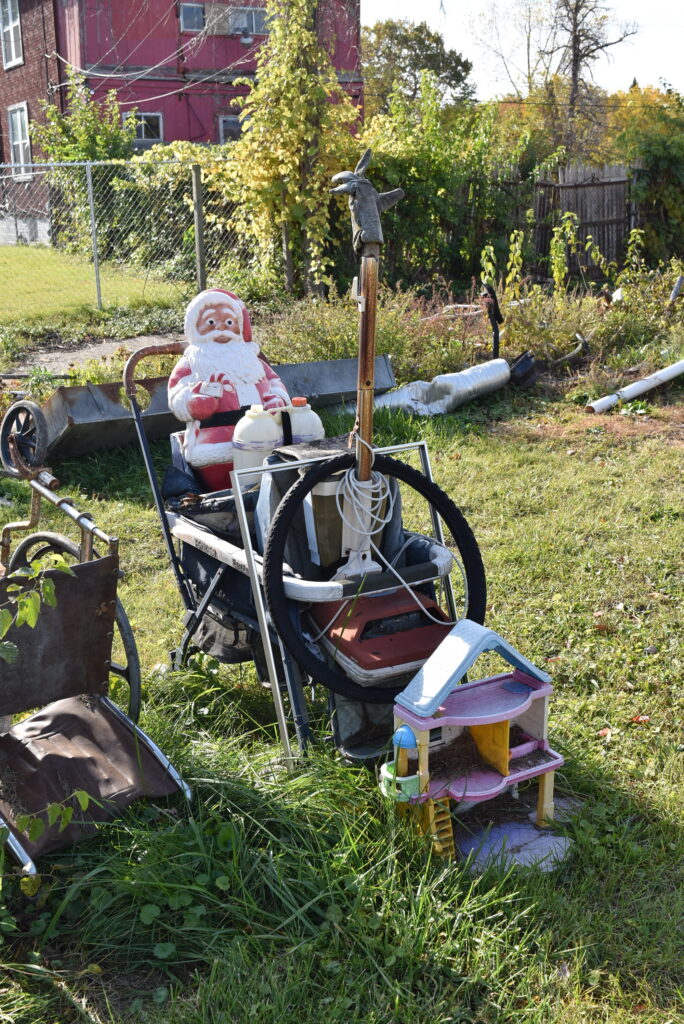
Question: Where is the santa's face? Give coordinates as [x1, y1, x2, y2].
[196, 301, 241, 344]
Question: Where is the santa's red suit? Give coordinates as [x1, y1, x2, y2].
[168, 289, 290, 491]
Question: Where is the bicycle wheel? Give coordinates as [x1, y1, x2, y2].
[0, 401, 48, 478]
[8, 532, 142, 722]
[263, 453, 486, 704]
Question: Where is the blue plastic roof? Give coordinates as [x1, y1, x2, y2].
[394, 619, 551, 719]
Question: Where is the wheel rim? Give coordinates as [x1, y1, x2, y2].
[6, 409, 39, 462]
[263, 453, 486, 704]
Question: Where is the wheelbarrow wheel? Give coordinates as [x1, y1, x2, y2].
[0, 401, 49, 478]
[263, 453, 486, 705]
[7, 532, 142, 722]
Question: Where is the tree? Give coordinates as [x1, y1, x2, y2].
[543, 0, 637, 142]
[361, 20, 473, 119]
[472, 0, 561, 99]
[30, 68, 136, 161]
[228, 0, 358, 293]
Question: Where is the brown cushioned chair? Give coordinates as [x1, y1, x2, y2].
[0, 553, 189, 875]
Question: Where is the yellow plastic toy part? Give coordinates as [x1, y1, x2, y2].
[469, 720, 511, 776]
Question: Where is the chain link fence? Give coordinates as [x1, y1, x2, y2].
[0, 160, 242, 314]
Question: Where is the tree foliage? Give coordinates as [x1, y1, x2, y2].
[614, 87, 684, 262]
[358, 74, 526, 287]
[227, 0, 358, 292]
[361, 19, 473, 119]
[30, 68, 136, 162]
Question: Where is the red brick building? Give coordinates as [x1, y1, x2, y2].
[0, 0, 362, 167]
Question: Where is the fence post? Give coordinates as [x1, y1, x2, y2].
[86, 162, 103, 310]
[191, 164, 206, 291]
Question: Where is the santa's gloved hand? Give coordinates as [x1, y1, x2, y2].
[187, 381, 220, 419]
[263, 394, 288, 411]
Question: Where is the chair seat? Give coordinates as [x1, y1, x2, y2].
[0, 696, 181, 858]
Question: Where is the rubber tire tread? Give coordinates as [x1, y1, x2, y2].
[7, 532, 142, 722]
[0, 401, 49, 478]
[263, 453, 486, 704]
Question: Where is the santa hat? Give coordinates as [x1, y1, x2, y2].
[183, 289, 253, 343]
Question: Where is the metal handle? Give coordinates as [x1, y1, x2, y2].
[123, 341, 185, 398]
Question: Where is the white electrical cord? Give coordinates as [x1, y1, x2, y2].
[333, 442, 464, 627]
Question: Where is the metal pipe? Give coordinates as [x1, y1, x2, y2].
[86, 163, 102, 310]
[586, 358, 684, 414]
[231, 465, 295, 769]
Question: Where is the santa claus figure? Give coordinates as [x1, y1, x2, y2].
[168, 289, 290, 491]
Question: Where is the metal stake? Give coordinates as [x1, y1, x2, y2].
[86, 163, 102, 310]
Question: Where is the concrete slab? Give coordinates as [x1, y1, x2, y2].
[456, 820, 572, 872]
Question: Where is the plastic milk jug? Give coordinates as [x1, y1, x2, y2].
[232, 405, 284, 487]
[287, 397, 325, 444]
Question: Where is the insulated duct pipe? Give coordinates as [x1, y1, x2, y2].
[374, 358, 511, 417]
[586, 358, 684, 414]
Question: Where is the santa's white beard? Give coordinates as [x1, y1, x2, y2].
[184, 338, 265, 385]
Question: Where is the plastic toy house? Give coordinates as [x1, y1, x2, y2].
[380, 620, 564, 857]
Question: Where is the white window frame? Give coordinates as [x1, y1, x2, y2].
[179, 2, 205, 33]
[8, 102, 31, 179]
[124, 111, 164, 145]
[228, 6, 268, 36]
[0, 0, 23, 70]
[218, 115, 241, 143]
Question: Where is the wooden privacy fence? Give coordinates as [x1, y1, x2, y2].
[534, 163, 637, 273]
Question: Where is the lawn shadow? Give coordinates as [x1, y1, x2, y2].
[455, 753, 684, 1009]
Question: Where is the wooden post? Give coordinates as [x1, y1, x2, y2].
[354, 244, 379, 481]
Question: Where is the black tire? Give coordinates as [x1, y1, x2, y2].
[8, 532, 142, 722]
[0, 401, 49, 478]
[263, 453, 486, 704]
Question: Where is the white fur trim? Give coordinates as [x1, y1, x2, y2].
[186, 439, 235, 468]
[168, 384, 194, 422]
[184, 290, 245, 339]
[234, 382, 261, 406]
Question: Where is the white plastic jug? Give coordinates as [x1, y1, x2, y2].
[286, 397, 325, 444]
[232, 405, 284, 487]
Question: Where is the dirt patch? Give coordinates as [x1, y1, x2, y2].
[407, 730, 487, 777]
[499, 406, 684, 446]
[6, 333, 182, 376]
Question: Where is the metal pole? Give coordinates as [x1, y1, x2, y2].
[86, 163, 102, 310]
[191, 163, 206, 291]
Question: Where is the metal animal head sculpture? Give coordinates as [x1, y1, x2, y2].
[331, 149, 404, 256]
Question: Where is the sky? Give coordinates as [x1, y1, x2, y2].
[360, 0, 683, 100]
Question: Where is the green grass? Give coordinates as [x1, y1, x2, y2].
[0, 246, 183, 322]
[0, 377, 682, 1023]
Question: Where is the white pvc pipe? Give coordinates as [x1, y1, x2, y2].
[586, 358, 684, 413]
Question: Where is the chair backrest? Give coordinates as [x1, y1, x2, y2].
[0, 555, 118, 716]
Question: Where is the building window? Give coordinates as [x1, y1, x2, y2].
[0, 0, 23, 69]
[180, 2, 205, 32]
[228, 6, 268, 35]
[124, 112, 164, 149]
[218, 115, 241, 143]
[8, 102, 31, 177]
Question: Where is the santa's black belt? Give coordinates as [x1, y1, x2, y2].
[199, 408, 250, 429]
[198, 407, 293, 445]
